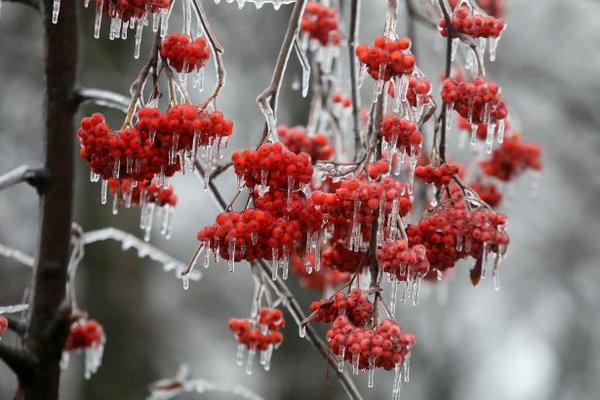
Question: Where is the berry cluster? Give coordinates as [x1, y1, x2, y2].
[327, 316, 415, 371]
[479, 134, 542, 181]
[449, 0, 507, 18]
[64, 320, 105, 351]
[232, 143, 313, 192]
[310, 289, 373, 326]
[301, 2, 342, 46]
[439, 5, 506, 39]
[229, 308, 285, 351]
[415, 163, 461, 187]
[380, 115, 422, 155]
[108, 179, 178, 207]
[96, 0, 170, 23]
[356, 36, 415, 81]
[160, 34, 211, 73]
[377, 240, 430, 281]
[321, 241, 366, 273]
[366, 159, 391, 180]
[277, 125, 334, 163]
[406, 75, 433, 108]
[469, 181, 503, 208]
[441, 76, 508, 128]
[406, 202, 509, 272]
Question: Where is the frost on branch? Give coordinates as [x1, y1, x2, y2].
[213, 0, 294, 11]
[0, 243, 34, 268]
[147, 365, 265, 400]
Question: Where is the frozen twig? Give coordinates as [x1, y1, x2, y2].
[348, 0, 362, 160]
[191, 0, 226, 109]
[81, 228, 200, 282]
[0, 165, 47, 192]
[0, 243, 35, 268]
[76, 88, 131, 114]
[256, 0, 307, 144]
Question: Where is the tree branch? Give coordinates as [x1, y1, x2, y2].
[257, 0, 307, 144]
[5, 315, 27, 336]
[0, 165, 48, 192]
[348, 0, 362, 160]
[0, 342, 34, 378]
[75, 88, 130, 114]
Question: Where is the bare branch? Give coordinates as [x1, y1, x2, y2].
[348, 0, 362, 160]
[191, 0, 226, 109]
[257, 0, 307, 144]
[0, 165, 48, 192]
[0, 342, 34, 378]
[0, 243, 35, 268]
[76, 88, 130, 114]
[4, 315, 27, 336]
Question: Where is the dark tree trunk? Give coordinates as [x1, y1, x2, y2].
[17, 0, 77, 398]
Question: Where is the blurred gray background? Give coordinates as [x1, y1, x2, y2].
[1, 0, 600, 399]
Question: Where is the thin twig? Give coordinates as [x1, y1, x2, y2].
[0, 165, 48, 192]
[191, 0, 226, 109]
[0, 242, 34, 268]
[437, 0, 453, 163]
[348, 0, 362, 160]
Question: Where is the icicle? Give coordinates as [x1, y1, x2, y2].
[451, 38, 459, 61]
[144, 203, 155, 241]
[337, 346, 346, 372]
[298, 324, 306, 338]
[390, 279, 398, 313]
[263, 345, 273, 371]
[236, 344, 245, 366]
[465, 235, 472, 253]
[160, 9, 169, 37]
[411, 277, 421, 306]
[357, 64, 367, 88]
[134, 21, 143, 59]
[489, 36, 500, 62]
[84, 344, 104, 379]
[349, 200, 361, 251]
[245, 348, 256, 375]
[271, 247, 279, 280]
[52, 0, 61, 24]
[392, 364, 403, 400]
[84, 0, 90, 7]
[94, 0, 103, 39]
[160, 205, 174, 238]
[227, 238, 236, 272]
[408, 148, 418, 192]
[492, 250, 503, 291]
[121, 20, 129, 40]
[367, 357, 375, 388]
[403, 352, 411, 382]
[100, 179, 108, 204]
[478, 37, 487, 60]
[465, 48, 475, 70]
[497, 119, 505, 144]
[470, 123, 478, 146]
[352, 353, 360, 375]
[282, 245, 289, 280]
[112, 193, 119, 215]
[287, 176, 294, 212]
[203, 246, 211, 269]
[90, 171, 100, 183]
[293, 36, 311, 97]
[456, 233, 463, 251]
[258, 100, 277, 142]
[258, 169, 269, 197]
[314, 238, 321, 271]
[60, 351, 70, 370]
[182, 273, 190, 290]
[485, 122, 496, 154]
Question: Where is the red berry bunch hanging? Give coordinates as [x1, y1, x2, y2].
[406, 75, 433, 108]
[355, 36, 415, 81]
[277, 125, 334, 163]
[441, 76, 508, 129]
[108, 179, 178, 207]
[469, 181, 503, 208]
[377, 240, 430, 281]
[96, 0, 170, 23]
[229, 308, 285, 351]
[380, 115, 422, 155]
[479, 134, 542, 181]
[439, 5, 506, 39]
[310, 289, 373, 326]
[406, 202, 509, 273]
[301, 2, 342, 46]
[160, 34, 211, 73]
[415, 163, 461, 187]
[366, 159, 391, 180]
[64, 319, 105, 351]
[232, 143, 313, 192]
[327, 316, 415, 371]
[321, 240, 366, 273]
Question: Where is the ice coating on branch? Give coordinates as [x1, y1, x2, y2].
[293, 36, 311, 97]
[0, 304, 29, 314]
[214, 0, 295, 10]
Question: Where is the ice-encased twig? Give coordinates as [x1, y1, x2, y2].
[0, 304, 29, 314]
[0, 243, 34, 268]
[81, 228, 201, 282]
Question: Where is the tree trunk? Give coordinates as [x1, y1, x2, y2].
[17, 0, 77, 398]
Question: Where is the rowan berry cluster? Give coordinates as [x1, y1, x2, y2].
[64, 320, 105, 351]
[232, 143, 313, 192]
[310, 289, 373, 326]
[96, 0, 170, 22]
[415, 163, 461, 187]
[469, 181, 503, 208]
[327, 316, 415, 371]
[321, 241, 366, 273]
[301, 2, 342, 46]
[380, 115, 422, 155]
[406, 75, 433, 108]
[366, 159, 391, 180]
[377, 240, 430, 281]
[277, 125, 334, 163]
[406, 202, 509, 272]
[160, 34, 211, 73]
[479, 134, 542, 181]
[439, 5, 506, 39]
[355, 36, 415, 81]
[441, 76, 508, 128]
[229, 308, 285, 351]
[108, 179, 178, 207]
